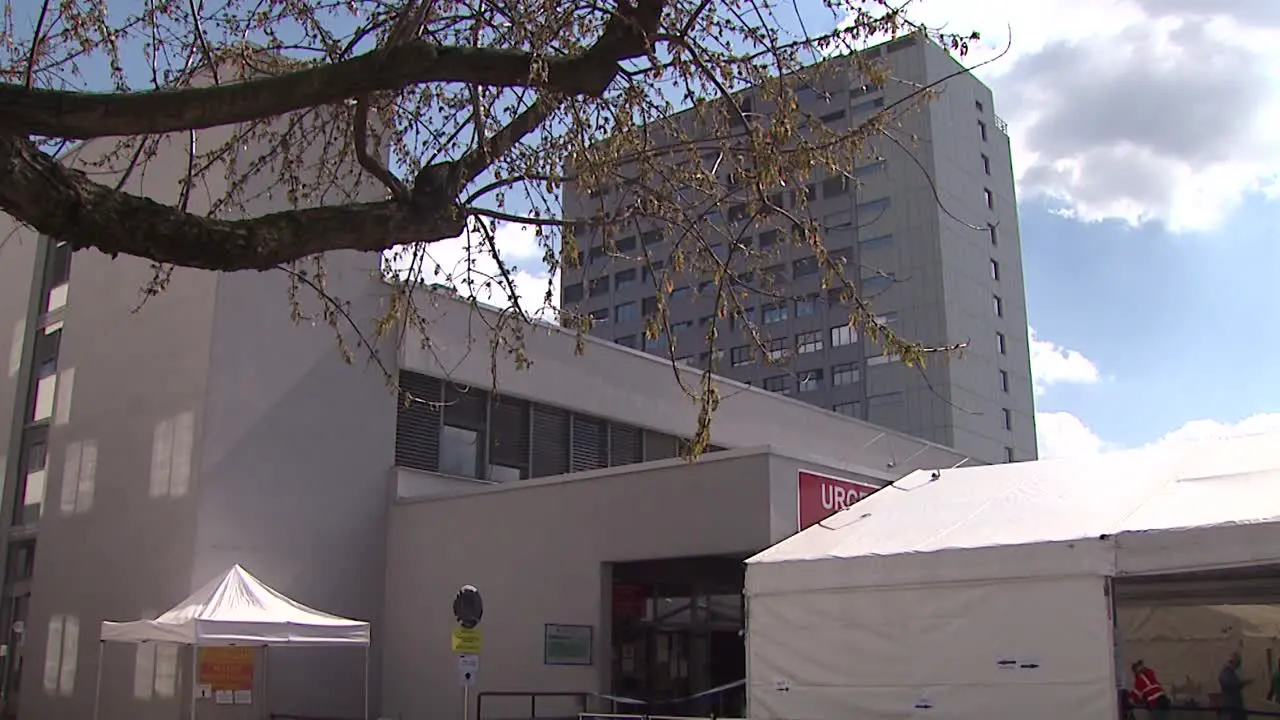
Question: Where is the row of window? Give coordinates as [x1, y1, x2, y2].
[566, 226, 895, 307]
[395, 371, 712, 481]
[976, 99, 1018, 457]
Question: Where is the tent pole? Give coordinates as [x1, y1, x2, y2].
[91, 641, 104, 720]
[364, 645, 370, 720]
[190, 645, 198, 720]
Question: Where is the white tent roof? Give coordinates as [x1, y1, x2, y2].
[747, 433, 1280, 593]
[100, 565, 370, 646]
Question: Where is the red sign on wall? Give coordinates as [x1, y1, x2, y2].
[797, 470, 879, 531]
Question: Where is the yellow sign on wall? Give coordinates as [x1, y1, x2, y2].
[451, 627, 482, 654]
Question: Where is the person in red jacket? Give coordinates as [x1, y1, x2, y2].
[1129, 660, 1172, 719]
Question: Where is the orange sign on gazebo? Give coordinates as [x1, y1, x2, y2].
[198, 647, 255, 691]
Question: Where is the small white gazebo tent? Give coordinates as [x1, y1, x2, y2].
[95, 564, 371, 720]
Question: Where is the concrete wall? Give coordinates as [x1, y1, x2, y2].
[401, 296, 974, 482]
[921, 41, 1038, 462]
[19, 130, 230, 720]
[188, 106, 394, 718]
[382, 451, 776, 720]
[382, 447, 889, 720]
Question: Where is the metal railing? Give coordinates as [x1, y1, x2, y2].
[994, 114, 1009, 134]
[475, 690, 591, 720]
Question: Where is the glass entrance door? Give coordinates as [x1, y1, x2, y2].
[611, 557, 747, 717]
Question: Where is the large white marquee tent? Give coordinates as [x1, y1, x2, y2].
[96, 564, 370, 720]
[745, 433, 1280, 720]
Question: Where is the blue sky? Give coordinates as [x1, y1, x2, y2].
[928, 0, 1280, 457]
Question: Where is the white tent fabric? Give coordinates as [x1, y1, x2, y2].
[744, 433, 1280, 720]
[100, 564, 370, 646]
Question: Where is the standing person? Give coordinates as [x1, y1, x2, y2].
[1219, 651, 1252, 720]
[1129, 660, 1172, 720]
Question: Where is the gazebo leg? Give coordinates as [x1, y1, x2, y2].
[91, 642, 104, 720]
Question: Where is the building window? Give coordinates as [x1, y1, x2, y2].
[981, 154, 991, 175]
[43, 614, 79, 696]
[860, 234, 893, 250]
[793, 256, 818, 278]
[797, 369, 824, 393]
[588, 245, 608, 265]
[1002, 408, 1013, 431]
[876, 312, 898, 326]
[762, 303, 788, 324]
[488, 396, 530, 481]
[766, 338, 787, 362]
[643, 333, 666, 351]
[796, 331, 823, 354]
[439, 425, 481, 479]
[732, 308, 754, 331]
[990, 258, 1001, 281]
[763, 375, 790, 395]
[670, 286, 691, 301]
[983, 188, 994, 209]
[642, 297, 658, 316]
[821, 175, 848, 198]
[730, 345, 753, 367]
[823, 211, 851, 230]
[978, 120, 988, 141]
[563, 283, 583, 303]
[14, 431, 47, 526]
[833, 401, 862, 418]
[857, 197, 891, 218]
[641, 230, 663, 247]
[615, 301, 637, 323]
[29, 327, 60, 423]
[819, 109, 846, 124]
[795, 294, 818, 317]
[867, 354, 894, 366]
[861, 274, 894, 294]
[671, 320, 694, 333]
[993, 295, 1003, 318]
[6, 541, 35, 582]
[988, 223, 998, 246]
[761, 264, 786, 285]
[997, 331, 1007, 355]
[588, 308, 610, 325]
[853, 160, 886, 177]
[999, 369, 1010, 392]
[832, 362, 860, 386]
[1005, 446, 1015, 463]
[615, 335, 636, 348]
[642, 261, 664, 283]
[975, 99, 984, 113]
[850, 96, 885, 115]
[616, 268, 637, 289]
[830, 325, 856, 347]
[588, 277, 610, 298]
[758, 229, 780, 250]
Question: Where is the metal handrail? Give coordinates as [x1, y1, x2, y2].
[475, 690, 590, 720]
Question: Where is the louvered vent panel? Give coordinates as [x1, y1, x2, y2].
[643, 430, 680, 461]
[609, 423, 643, 467]
[490, 397, 531, 468]
[530, 405, 571, 478]
[395, 371, 442, 471]
[570, 415, 608, 472]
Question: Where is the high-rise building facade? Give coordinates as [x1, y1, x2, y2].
[560, 33, 1037, 465]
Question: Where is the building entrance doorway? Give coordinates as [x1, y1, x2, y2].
[611, 556, 747, 717]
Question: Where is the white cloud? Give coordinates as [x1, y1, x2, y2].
[1146, 413, 1280, 449]
[1036, 410, 1280, 460]
[1028, 327, 1099, 395]
[1035, 411, 1109, 459]
[415, 221, 559, 320]
[869, 0, 1280, 232]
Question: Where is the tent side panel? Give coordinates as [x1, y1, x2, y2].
[747, 574, 1116, 720]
